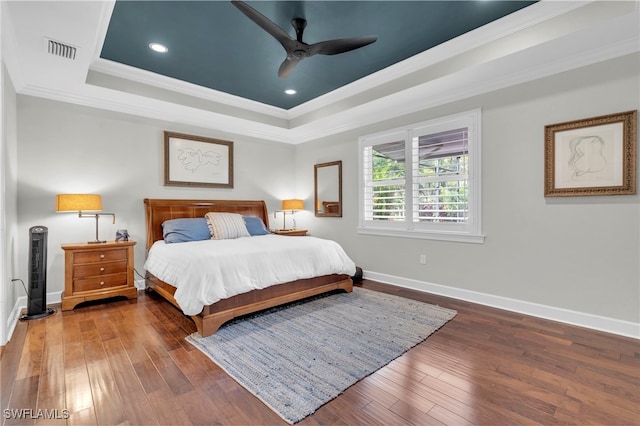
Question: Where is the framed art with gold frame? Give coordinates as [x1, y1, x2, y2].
[544, 110, 636, 197]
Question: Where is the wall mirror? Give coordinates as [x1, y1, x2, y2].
[314, 161, 342, 217]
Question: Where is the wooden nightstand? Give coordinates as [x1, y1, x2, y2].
[61, 240, 137, 311]
[273, 229, 308, 236]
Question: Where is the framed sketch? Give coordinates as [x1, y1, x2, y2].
[544, 110, 637, 197]
[164, 131, 234, 188]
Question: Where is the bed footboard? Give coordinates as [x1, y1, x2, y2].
[146, 272, 353, 337]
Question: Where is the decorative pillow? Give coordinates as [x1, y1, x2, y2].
[243, 216, 271, 236]
[205, 212, 251, 240]
[162, 218, 211, 244]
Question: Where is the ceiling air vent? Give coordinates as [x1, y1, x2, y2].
[45, 38, 77, 60]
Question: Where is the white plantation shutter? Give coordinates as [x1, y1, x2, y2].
[412, 127, 469, 224]
[359, 110, 483, 243]
[362, 134, 407, 226]
[363, 140, 407, 222]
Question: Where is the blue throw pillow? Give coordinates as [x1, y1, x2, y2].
[162, 218, 211, 243]
[243, 216, 271, 236]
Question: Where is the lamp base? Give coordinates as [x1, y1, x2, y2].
[88, 240, 107, 244]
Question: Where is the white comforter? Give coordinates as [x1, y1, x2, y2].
[144, 234, 356, 315]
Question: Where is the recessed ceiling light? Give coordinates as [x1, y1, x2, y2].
[149, 43, 168, 53]
[284, 89, 297, 95]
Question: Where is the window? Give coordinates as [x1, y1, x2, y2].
[359, 110, 484, 243]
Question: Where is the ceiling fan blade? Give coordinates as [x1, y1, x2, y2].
[310, 35, 377, 56]
[278, 56, 303, 78]
[231, 0, 294, 49]
[233, 1, 377, 78]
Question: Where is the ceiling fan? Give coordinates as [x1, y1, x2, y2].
[231, 0, 377, 78]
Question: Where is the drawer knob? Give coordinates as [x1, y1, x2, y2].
[100, 254, 105, 259]
[100, 267, 105, 272]
[100, 281, 105, 286]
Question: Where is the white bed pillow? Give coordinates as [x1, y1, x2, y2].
[205, 212, 251, 239]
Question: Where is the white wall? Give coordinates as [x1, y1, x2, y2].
[295, 53, 640, 335]
[2, 61, 19, 344]
[1, 4, 5, 346]
[16, 97, 296, 300]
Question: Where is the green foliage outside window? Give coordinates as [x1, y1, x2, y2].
[371, 149, 468, 223]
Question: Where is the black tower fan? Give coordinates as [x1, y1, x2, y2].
[20, 226, 55, 320]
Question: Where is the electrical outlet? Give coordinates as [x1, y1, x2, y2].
[419, 254, 427, 265]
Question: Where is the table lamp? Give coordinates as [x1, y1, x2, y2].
[56, 194, 115, 243]
[279, 199, 304, 230]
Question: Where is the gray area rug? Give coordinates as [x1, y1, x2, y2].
[186, 286, 456, 424]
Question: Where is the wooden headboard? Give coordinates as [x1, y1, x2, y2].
[143, 199, 270, 251]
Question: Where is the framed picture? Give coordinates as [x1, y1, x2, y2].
[544, 110, 637, 197]
[164, 131, 234, 188]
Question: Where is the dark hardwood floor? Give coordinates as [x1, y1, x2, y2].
[2, 279, 639, 425]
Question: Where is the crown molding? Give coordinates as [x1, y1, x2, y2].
[288, 0, 587, 118]
[283, 35, 640, 143]
[91, 0, 115, 60]
[88, 0, 588, 122]
[19, 83, 296, 143]
[18, 31, 639, 146]
[90, 58, 291, 120]
[7, 0, 638, 145]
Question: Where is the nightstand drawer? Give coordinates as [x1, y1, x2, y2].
[73, 260, 127, 278]
[74, 273, 128, 293]
[73, 248, 128, 264]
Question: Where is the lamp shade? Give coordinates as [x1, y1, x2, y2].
[56, 194, 103, 212]
[282, 199, 304, 211]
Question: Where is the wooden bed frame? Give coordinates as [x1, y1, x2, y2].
[143, 198, 353, 337]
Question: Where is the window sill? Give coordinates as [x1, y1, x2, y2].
[357, 227, 485, 244]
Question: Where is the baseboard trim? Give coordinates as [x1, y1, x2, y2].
[5, 291, 63, 344]
[5, 277, 637, 343]
[364, 270, 640, 339]
[6, 299, 22, 345]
